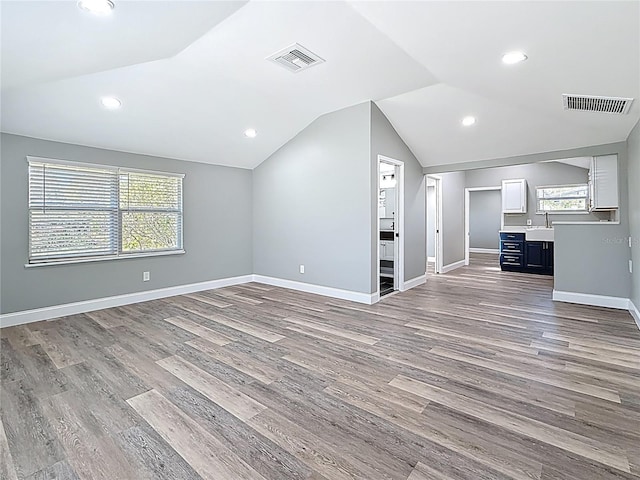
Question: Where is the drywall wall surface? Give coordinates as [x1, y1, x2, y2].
[440, 171, 466, 266]
[253, 103, 372, 294]
[465, 161, 605, 226]
[627, 119, 640, 309]
[553, 143, 631, 299]
[0, 133, 253, 314]
[371, 102, 426, 288]
[469, 190, 501, 250]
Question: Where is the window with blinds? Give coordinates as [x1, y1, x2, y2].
[28, 157, 184, 264]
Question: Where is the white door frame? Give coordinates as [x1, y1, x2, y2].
[426, 175, 443, 274]
[376, 155, 405, 297]
[464, 186, 502, 265]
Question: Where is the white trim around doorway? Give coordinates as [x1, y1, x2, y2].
[376, 155, 405, 300]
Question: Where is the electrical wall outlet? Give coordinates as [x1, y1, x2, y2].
[299, 264, 305, 274]
[143, 271, 150, 282]
[630, 260, 633, 274]
[526, 219, 532, 226]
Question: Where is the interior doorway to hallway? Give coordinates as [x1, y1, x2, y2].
[377, 156, 404, 298]
[426, 175, 442, 276]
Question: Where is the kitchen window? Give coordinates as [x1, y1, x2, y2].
[28, 157, 184, 265]
[535, 184, 588, 213]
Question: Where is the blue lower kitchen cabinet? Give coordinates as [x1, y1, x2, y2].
[499, 232, 524, 271]
[500, 232, 553, 275]
[524, 241, 554, 274]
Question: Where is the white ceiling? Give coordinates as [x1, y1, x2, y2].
[2, 1, 638, 169]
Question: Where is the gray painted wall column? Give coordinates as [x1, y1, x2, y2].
[440, 171, 466, 266]
[253, 103, 373, 294]
[370, 102, 426, 288]
[627, 120, 640, 310]
[552, 143, 631, 300]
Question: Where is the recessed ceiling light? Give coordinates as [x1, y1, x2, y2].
[461, 116, 476, 126]
[100, 96, 121, 109]
[244, 128, 257, 138]
[78, 0, 114, 15]
[502, 51, 528, 65]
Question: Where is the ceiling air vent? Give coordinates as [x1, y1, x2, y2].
[267, 43, 325, 73]
[563, 94, 634, 114]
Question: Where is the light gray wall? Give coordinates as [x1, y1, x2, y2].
[426, 185, 435, 258]
[465, 161, 606, 226]
[553, 143, 631, 299]
[0, 133, 253, 314]
[627, 119, 640, 310]
[370, 102, 426, 287]
[253, 103, 372, 294]
[440, 171, 466, 266]
[469, 190, 501, 250]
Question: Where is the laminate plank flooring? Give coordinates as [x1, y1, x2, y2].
[26, 460, 80, 480]
[0, 417, 18, 480]
[157, 355, 267, 421]
[2, 253, 640, 479]
[127, 389, 268, 480]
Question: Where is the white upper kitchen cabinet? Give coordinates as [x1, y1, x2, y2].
[589, 155, 619, 211]
[502, 179, 527, 214]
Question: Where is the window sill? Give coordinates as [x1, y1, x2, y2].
[24, 249, 186, 268]
[535, 211, 590, 215]
[553, 221, 620, 225]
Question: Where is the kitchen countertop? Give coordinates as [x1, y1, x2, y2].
[501, 226, 554, 242]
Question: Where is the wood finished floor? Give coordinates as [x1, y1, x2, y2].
[2, 253, 640, 480]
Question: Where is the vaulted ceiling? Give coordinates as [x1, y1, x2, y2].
[2, 1, 638, 169]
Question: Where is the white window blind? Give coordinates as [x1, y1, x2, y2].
[119, 171, 183, 253]
[28, 157, 184, 265]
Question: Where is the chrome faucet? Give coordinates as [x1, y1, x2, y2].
[544, 212, 550, 228]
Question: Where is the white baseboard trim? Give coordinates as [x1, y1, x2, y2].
[469, 248, 500, 254]
[1, 272, 391, 328]
[552, 290, 630, 310]
[401, 274, 426, 292]
[252, 275, 376, 305]
[0, 275, 254, 328]
[441, 259, 466, 274]
[629, 300, 640, 330]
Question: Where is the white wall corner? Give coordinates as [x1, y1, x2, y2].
[252, 275, 376, 305]
[401, 274, 426, 292]
[629, 300, 640, 330]
[0, 275, 254, 328]
[441, 259, 466, 274]
[552, 289, 630, 310]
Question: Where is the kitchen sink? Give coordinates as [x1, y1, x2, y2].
[525, 227, 554, 242]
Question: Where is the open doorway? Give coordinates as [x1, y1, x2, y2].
[426, 175, 443, 275]
[377, 156, 404, 297]
[464, 187, 502, 266]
